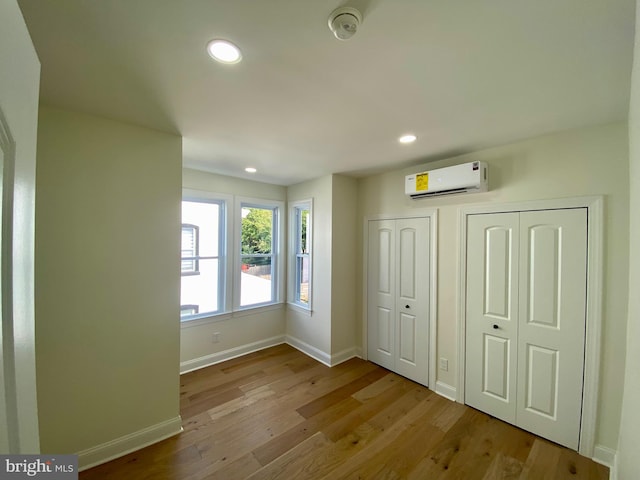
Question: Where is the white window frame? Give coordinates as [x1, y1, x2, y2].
[180, 189, 232, 322]
[234, 196, 285, 311]
[288, 199, 313, 312]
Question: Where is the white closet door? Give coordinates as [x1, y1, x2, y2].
[465, 208, 588, 450]
[394, 218, 430, 385]
[367, 220, 396, 371]
[516, 208, 587, 450]
[367, 218, 430, 386]
[465, 212, 520, 424]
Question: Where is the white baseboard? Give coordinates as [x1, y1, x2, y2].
[285, 335, 331, 366]
[77, 416, 183, 471]
[593, 444, 617, 478]
[331, 346, 361, 366]
[180, 335, 286, 374]
[434, 381, 457, 402]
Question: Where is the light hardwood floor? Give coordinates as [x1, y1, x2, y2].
[80, 344, 609, 479]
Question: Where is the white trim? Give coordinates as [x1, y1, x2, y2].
[592, 444, 617, 470]
[180, 304, 284, 329]
[610, 462, 618, 480]
[77, 416, 183, 471]
[180, 335, 285, 374]
[331, 347, 361, 366]
[182, 188, 233, 204]
[456, 195, 603, 457]
[361, 215, 369, 361]
[434, 381, 457, 402]
[285, 335, 331, 367]
[361, 211, 438, 389]
[429, 211, 439, 391]
[0, 99, 17, 452]
[0, 98, 40, 452]
[580, 197, 604, 457]
[286, 302, 313, 316]
[231, 303, 284, 318]
[180, 335, 359, 374]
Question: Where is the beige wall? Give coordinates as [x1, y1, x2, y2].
[287, 175, 333, 355]
[287, 175, 358, 364]
[286, 174, 359, 361]
[180, 169, 287, 368]
[617, 1, 640, 476]
[357, 122, 629, 451]
[331, 175, 358, 356]
[35, 106, 182, 454]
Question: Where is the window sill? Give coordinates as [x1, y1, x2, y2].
[287, 302, 313, 316]
[180, 303, 285, 329]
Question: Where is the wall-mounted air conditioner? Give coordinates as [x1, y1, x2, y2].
[405, 161, 488, 199]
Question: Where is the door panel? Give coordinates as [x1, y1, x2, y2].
[376, 308, 393, 355]
[526, 225, 561, 327]
[378, 229, 392, 294]
[466, 212, 519, 424]
[367, 220, 395, 370]
[516, 208, 587, 450]
[398, 227, 416, 300]
[524, 344, 558, 418]
[394, 218, 429, 385]
[482, 334, 511, 402]
[484, 227, 513, 320]
[399, 312, 416, 363]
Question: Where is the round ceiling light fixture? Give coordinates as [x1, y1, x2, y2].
[399, 134, 417, 144]
[207, 39, 242, 64]
[245, 167, 257, 173]
[328, 7, 362, 41]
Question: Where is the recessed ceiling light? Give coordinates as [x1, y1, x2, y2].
[245, 167, 257, 173]
[399, 134, 417, 144]
[207, 39, 242, 64]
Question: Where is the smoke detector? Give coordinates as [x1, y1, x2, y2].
[328, 7, 362, 40]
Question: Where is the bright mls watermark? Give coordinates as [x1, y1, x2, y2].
[0, 455, 77, 479]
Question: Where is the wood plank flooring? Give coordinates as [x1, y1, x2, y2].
[80, 344, 609, 479]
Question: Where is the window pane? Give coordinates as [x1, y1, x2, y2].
[292, 203, 311, 308]
[299, 208, 310, 254]
[297, 255, 310, 304]
[181, 198, 224, 319]
[241, 207, 273, 255]
[181, 225, 199, 274]
[181, 258, 219, 316]
[182, 201, 220, 257]
[241, 256, 272, 306]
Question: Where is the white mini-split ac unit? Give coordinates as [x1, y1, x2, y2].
[405, 161, 488, 199]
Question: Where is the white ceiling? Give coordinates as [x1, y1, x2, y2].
[18, 0, 636, 186]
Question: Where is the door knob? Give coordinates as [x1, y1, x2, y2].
[405, 305, 410, 309]
[493, 324, 499, 330]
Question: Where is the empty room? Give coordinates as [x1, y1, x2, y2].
[2, 0, 640, 479]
